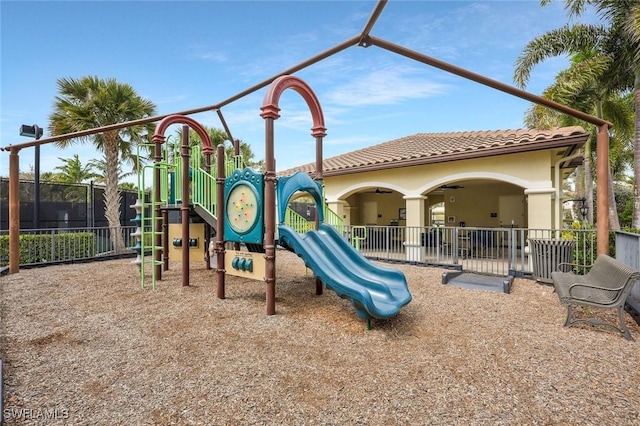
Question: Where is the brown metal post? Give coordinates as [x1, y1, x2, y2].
[181, 125, 190, 286]
[315, 134, 324, 231]
[597, 125, 610, 255]
[358, 0, 388, 45]
[261, 75, 327, 314]
[204, 151, 212, 174]
[315, 134, 324, 295]
[204, 137, 213, 270]
[204, 224, 211, 270]
[153, 115, 214, 285]
[8, 148, 20, 274]
[231, 137, 242, 252]
[216, 109, 236, 147]
[216, 144, 226, 299]
[162, 209, 169, 271]
[263, 118, 277, 315]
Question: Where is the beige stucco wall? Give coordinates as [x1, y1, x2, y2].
[323, 150, 561, 229]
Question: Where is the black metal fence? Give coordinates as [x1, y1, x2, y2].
[0, 226, 139, 268]
[0, 179, 143, 230]
[344, 225, 598, 278]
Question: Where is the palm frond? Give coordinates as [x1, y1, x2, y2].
[513, 24, 606, 88]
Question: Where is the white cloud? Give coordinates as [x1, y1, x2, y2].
[152, 94, 189, 106]
[325, 67, 450, 107]
[187, 45, 228, 63]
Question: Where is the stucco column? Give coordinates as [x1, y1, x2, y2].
[342, 206, 352, 226]
[403, 195, 427, 262]
[524, 188, 554, 229]
[326, 199, 349, 226]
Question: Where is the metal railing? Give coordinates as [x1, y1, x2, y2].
[3, 224, 635, 323]
[1, 224, 600, 278]
[0, 226, 138, 268]
[323, 204, 344, 235]
[341, 225, 598, 278]
[615, 231, 640, 307]
[285, 209, 314, 233]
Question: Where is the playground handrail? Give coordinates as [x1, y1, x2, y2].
[192, 167, 217, 217]
[195, 147, 246, 218]
[172, 142, 183, 204]
[226, 155, 244, 176]
[323, 204, 344, 234]
[285, 208, 314, 233]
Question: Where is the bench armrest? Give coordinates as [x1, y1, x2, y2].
[557, 262, 592, 274]
[569, 281, 625, 294]
[566, 282, 626, 305]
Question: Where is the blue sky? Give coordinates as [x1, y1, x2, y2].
[1, 0, 599, 182]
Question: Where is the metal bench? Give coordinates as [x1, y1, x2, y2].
[551, 254, 640, 340]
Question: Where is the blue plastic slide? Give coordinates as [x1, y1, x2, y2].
[278, 223, 412, 321]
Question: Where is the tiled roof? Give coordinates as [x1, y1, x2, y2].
[280, 126, 587, 177]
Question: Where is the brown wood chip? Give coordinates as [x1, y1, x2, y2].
[1, 250, 639, 425]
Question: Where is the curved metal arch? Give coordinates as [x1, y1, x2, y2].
[149, 114, 215, 284]
[153, 114, 214, 155]
[260, 75, 327, 137]
[260, 75, 327, 316]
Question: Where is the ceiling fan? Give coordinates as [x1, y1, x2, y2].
[439, 184, 464, 190]
[365, 188, 393, 194]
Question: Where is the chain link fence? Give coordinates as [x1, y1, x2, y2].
[0, 178, 143, 230]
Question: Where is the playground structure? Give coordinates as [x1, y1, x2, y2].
[2, 0, 613, 281]
[131, 75, 412, 325]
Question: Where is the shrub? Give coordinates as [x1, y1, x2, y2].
[0, 232, 96, 265]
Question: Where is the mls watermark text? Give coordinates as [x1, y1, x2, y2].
[3, 407, 69, 421]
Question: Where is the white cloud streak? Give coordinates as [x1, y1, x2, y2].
[187, 45, 228, 63]
[325, 67, 451, 107]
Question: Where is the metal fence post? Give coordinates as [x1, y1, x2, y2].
[385, 226, 390, 259]
[50, 229, 56, 262]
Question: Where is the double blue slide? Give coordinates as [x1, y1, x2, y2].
[278, 222, 412, 322]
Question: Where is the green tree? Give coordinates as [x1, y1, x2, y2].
[514, 0, 640, 227]
[54, 154, 99, 183]
[53, 154, 100, 203]
[520, 52, 635, 229]
[48, 76, 156, 252]
[16, 165, 63, 182]
[87, 156, 136, 186]
[118, 182, 136, 191]
[616, 180, 634, 228]
[40, 171, 64, 182]
[174, 126, 263, 170]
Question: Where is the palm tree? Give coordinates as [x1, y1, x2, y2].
[514, 0, 640, 226]
[174, 126, 262, 170]
[521, 51, 635, 229]
[49, 76, 156, 252]
[53, 154, 100, 203]
[54, 154, 99, 183]
[87, 156, 136, 186]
